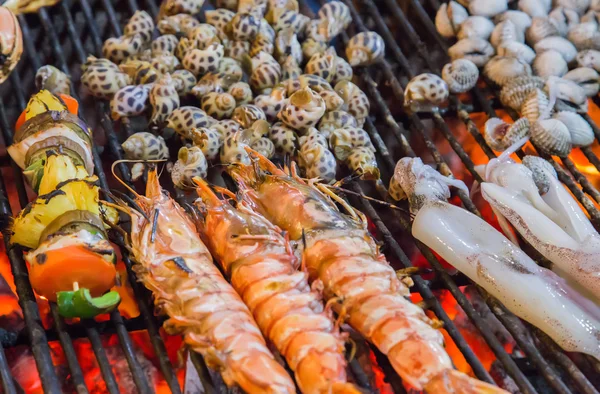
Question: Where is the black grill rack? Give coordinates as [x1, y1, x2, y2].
[0, 0, 599, 392]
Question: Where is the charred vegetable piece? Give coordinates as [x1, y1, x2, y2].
[57, 288, 121, 318]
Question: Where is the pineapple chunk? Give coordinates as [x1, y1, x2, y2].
[37, 154, 90, 195]
[10, 179, 116, 249]
[24, 90, 67, 121]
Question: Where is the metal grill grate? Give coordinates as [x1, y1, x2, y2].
[0, 0, 599, 393]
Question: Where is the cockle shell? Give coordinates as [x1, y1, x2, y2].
[530, 118, 572, 157]
[298, 142, 337, 183]
[110, 85, 150, 120]
[564, 67, 600, 96]
[533, 50, 568, 77]
[495, 10, 533, 32]
[548, 7, 580, 36]
[518, 0, 551, 18]
[317, 110, 358, 137]
[232, 104, 267, 129]
[228, 81, 254, 105]
[497, 41, 537, 64]
[499, 75, 545, 110]
[102, 34, 143, 64]
[122, 132, 169, 160]
[592, 0, 600, 10]
[553, 111, 595, 147]
[522, 155, 557, 194]
[457, 16, 496, 40]
[347, 147, 379, 180]
[534, 36, 578, 63]
[576, 49, 600, 71]
[526, 17, 560, 45]
[201, 92, 236, 119]
[581, 10, 600, 26]
[345, 32, 385, 67]
[442, 59, 479, 93]
[484, 56, 532, 86]
[490, 20, 525, 48]
[404, 73, 449, 112]
[484, 117, 531, 151]
[334, 80, 370, 127]
[468, 0, 507, 18]
[329, 127, 374, 161]
[448, 38, 495, 67]
[35, 65, 71, 95]
[435, 1, 469, 38]
[554, 0, 590, 16]
[269, 122, 298, 154]
[171, 146, 208, 188]
[545, 76, 588, 112]
[521, 88, 553, 123]
[124, 10, 154, 44]
[278, 87, 326, 130]
[567, 23, 600, 50]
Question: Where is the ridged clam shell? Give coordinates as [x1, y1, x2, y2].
[484, 117, 531, 151]
[526, 17, 560, 45]
[484, 56, 532, 86]
[563, 67, 600, 96]
[522, 155, 557, 194]
[457, 16, 496, 40]
[533, 50, 568, 77]
[500, 75, 546, 110]
[521, 88, 554, 123]
[442, 59, 479, 93]
[534, 37, 578, 62]
[519, 0, 551, 18]
[448, 38, 495, 67]
[531, 118, 572, 157]
[548, 7, 580, 35]
[554, 0, 590, 16]
[404, 73, 450, 112]
[491, 20, 525, 47]
[497, 41, 537, 64]
[495, 10, 533, 31]
[468, 0, 508, 18]
[435, 1, 469, 38]
[567, 23, 600, 50]
[576, 49, 600, 71]
[545, 76, 589, 112]
[553, 111, 594, 147]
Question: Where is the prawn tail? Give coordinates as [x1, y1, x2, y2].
[424, 370, 509, 394]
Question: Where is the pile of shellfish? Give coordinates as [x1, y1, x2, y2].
[424, 0, 600, 157]
[71, 0, 386, 187]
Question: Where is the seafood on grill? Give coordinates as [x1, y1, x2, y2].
[0, 6, 22, 85]
[35, 65, 71, 96]
[441, 59, 479, 94]
[484, 56, 532, 87]
[545, 76, 588, 113]
[435, 1, 469, 38]
[305, 47, 353, 85]
[553, 111, 594, 147]
[457, 16, 495, 40]
[345, 31, 385, 66]
[269, 121, 298, 154]
[122, 132, 170, 180]
[7, 90, 120, 318]
[150, 74, 180, 125]
[521, 88, 553, 124]
[201, 91, 237, 119]
[230, 150, 511, 392]
[531, 118, 572, 156]
[533, 50, 568, 78]
[110, 84, 151, 120]
[448, 38, 494, 67]
[81, 56, 131, 99]
[500, 76, 546, 111]
[484, 117, 531, 151]
[490, 20, 524, 48]
[298, 131, 337, 182]
[534, 36, 578, 63]
[395, 156, 600, 361]
[563, 67, 600, 96]
[107, 168, 296, 393]
[232, 104, 267, 128]
[334, 80, 369, 127]
[497, 41, 537, 65]
[278, 87, 326, 130]
[166, 106, 216, 140]
[193, 178, 360, 394]
[171, 146, 208, 188]
[577, 49, 600, 71]
[124, 10, 154, 44]
[228, 81, 254, 105]
[404, 73, 449, 113]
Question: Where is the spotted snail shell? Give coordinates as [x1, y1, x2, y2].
[192, 71, 237, 98]
[345, 31, 385, 67]
[171, 146, 208, 188]
[317, 1, 352, 37]
[249, 33, 275, 58]
[442, 59, 479, 94]
[435, 1, 469, 38]
[192, 127, 224, 160]
[151, 34, 179, 56]
[213, 119, 242, 139]
[298, 127, 328, 148]
[253, 86, 288, 121]
[151, 53, 180, 75]
[171, 70, 197, 96]
[122, 132, 169, 160]
[124, 10, 154, 44]
[110, 84, 150, 120]
[278, 87, 326, 130]
[334, 80, 370, 127]
[347, 147, 379, 180]
[563, 67, 600, 96]
[201, 92, 236, 119]
[388, 175, 407, 201]
[183, 43, 225, 77]
[530, 118, 572, 157]
[158, 14, 200, 36]
[246, 51, 282, 92]
[499, 75, 545, 111]
[269, 122, 298, 154]
[484, 56, 532, 87]
[251, 137, 275, 159]
[35, 65, 71, 96]
[329, 127, 375, 161]
[522, 155, 557, 195]
[448, 38, 495, 67]
[150, 74, 180, 125]
[281, 55, 302, 80]
[403, 73, 449, 113]
[298, 142, 337, 183]
[166, 107, 216, 140]
[218, 57, 244, 81]
[553, 111, 594, 147]
[188, 24, 221, 49]
[317, 110, 358, 137]
[158, 0, 205, 19]
[205, 8, 235, 37]
[102, 34, 143, 64]
[81, 56, 130, 99]
[484, 117, 531, 151]
[232, 104, 267, 129]
[228, 12, 260, 41]
[274, 27, 302, 64]
[228, 81, 254, 105]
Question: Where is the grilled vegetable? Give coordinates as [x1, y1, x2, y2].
[57, 287, 121, 319]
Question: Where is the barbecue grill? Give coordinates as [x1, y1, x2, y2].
[0, 0, 599, 392]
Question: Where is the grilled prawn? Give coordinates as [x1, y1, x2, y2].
[193, 178, 359, 394]
[230, 149, 509, 394]
[109, 168, 295, 394]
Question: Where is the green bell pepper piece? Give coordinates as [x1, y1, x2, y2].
[56, 288, 121, 318]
